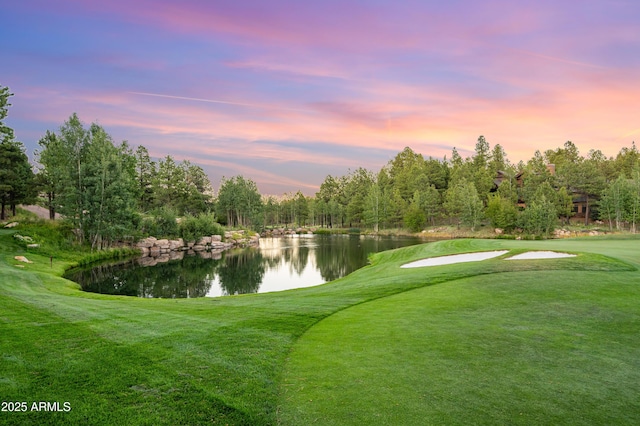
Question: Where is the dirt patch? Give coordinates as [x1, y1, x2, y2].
[19, 205, 61, 220]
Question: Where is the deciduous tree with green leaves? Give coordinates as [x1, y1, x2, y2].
[36, 114, 139, 247]
[444, 178, 484, 231]
[134, 145, 156, 212]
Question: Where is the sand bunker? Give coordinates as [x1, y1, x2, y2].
[401, 249, 577, 268]
[505, 251, 576, 260]
[401, 250, 509, 268]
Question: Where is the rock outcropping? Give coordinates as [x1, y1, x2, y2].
[261, 227, 315, 237]
[136, 231, 259, 258]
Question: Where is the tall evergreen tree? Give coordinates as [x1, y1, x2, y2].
[134, 145, 156, 212]
[0, 86, 35, 219]
[0, 141, 35, 219]
[444, 178, 484, 230]
[216, 175, 262, 228]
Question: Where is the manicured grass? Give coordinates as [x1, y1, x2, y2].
[279, 238, 640, 425]
[1, 227, 639, 425]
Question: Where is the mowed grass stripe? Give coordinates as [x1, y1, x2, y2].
[0, 296, 263, 425]
[2, 234, 639, 425]
[279, 241, 640, 425]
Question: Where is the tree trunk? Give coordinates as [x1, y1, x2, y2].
[584, 195, 590, 226]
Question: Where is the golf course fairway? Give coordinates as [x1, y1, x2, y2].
[2, 229, 640, 425]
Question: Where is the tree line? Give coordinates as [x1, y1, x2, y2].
[2, 85, 640, 249]
[303, 138, 640, 235]
[232, 138, 640, 236]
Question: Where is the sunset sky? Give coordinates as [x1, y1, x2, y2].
[3, 0, 639, 194]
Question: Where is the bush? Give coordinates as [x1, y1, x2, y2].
[179, 213, 224, 242]
[404, 205, 426, 233]
[142, 207, 179, 239]
[313, 228, 332, 235]
[485, 194, 518, 231]
[518, 196, 557, 236]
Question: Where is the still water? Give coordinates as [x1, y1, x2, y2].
[65, 234, 425, 298]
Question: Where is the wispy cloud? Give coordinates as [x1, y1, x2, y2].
[4, 0, 640, 194]
[127, 91, 315, 113]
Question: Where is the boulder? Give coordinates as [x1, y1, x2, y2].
[192, 245, 205, 251]
[212, 235, 222, 242]
[136, 238, 155, 248]
[198, 236, 212, 245]
[14, 256, 32, 263]
[4, 222, 18, 228]
[169, 239, 184, 250]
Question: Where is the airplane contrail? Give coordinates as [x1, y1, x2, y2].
[127, 91, 315, 113]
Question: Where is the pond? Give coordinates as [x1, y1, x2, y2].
[64, 234, 427, 298]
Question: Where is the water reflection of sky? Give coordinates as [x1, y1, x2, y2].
[206, 236, 325, 297]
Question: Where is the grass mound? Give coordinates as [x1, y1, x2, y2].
[278, 238, 640, 425]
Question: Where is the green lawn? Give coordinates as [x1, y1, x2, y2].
[2, 228, 640, 425]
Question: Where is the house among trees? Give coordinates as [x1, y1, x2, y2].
[493, 163, 592, 221]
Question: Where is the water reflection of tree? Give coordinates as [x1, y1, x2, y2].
[66, 255, 220, 298]
[68, 236, 423, 297]
[289, 245, 309, 275]
[217, 248, 265, 295]
[314, 236, 359, 281]
[314, 235, 419, 282]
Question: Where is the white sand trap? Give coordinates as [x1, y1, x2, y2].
[401, 250, 509, 268]
[505, 251, 576, 260]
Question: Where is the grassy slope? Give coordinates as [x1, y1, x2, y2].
[279, 237, 640, 425]
[1, 227, 639, 425]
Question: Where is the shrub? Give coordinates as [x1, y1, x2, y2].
[179, 213, 224, 242]
[143, 207, 179, 239]
[404, 205, 426, 233]
[518, 196, 557, 236]
[485, 194, 518, 231]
